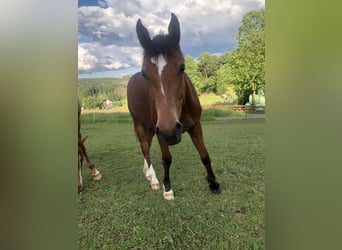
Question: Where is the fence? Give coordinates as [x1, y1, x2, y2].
[202, 104, 265, 119]
[203, 104, 265, 112]
[82, 104, 265, 122]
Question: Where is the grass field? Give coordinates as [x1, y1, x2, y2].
[78, 113, 265, 249]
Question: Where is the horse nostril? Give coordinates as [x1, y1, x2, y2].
[155, 123, 182, 146]
[176, 122, 183, 133]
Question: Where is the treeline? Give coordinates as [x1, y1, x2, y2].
[78, 77, 129, 109]
[78, 9, 265, 108]
[186, 9, 265, 105]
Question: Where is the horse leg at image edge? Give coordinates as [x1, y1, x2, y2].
[78, 147, 83, 192]
[79, 138, 102, 181]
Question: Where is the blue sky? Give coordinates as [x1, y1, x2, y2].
[78, 0, 101, 8]
[78, 0, 264, 78]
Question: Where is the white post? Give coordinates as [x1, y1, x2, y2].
[245, 103, 250, 119]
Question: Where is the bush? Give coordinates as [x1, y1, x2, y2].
[82, 96, 105, 109]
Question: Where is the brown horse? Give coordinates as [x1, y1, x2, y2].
[127, 13, 221, 200]
[78, 102, 102, 192]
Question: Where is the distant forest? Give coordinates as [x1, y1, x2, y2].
[78, 76, 130, 109]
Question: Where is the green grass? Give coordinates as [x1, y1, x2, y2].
[199, 93, 225, 106]
[80, 112, 132, 124]
[78, 114, 265, 249]
[201, 108, 240, 121]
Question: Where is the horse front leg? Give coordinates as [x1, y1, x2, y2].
[188, 123, 221, 194]
[143, 157, 160, 190]
[135, 123, 160, 190]
[158, 141, 174, 200]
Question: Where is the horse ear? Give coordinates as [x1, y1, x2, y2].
[168, 13, 180, 45]
[136, 19, 153, 53]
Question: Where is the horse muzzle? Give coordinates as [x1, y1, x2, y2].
[156, 122, 183, 146]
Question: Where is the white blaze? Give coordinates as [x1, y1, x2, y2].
[151, 55, 167, 96]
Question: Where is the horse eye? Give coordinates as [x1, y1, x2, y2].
[179, 64, 185, 74]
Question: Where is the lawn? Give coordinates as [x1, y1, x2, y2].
[78, 113, 265, 249]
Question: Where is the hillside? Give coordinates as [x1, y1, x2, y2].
[78, 77, 129, 103]
[78, 77, 238, 111]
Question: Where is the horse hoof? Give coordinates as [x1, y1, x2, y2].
[209, 183, 221, 194]
[150, 183, 160, 190]
[211, 188, 221, 194]
[93, 173, 102, 181]
[163, 190, 174, 200]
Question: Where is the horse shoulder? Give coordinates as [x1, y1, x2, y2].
[184, 74, 201, 114]
[127, 72, 157, 126]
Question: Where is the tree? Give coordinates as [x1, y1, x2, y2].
[226, 9, 265, 105]
[88, 84, 99, 97]
[197, 52, 221, 79]
[216, 52, 234, 95]
[184, 55, 203, 93]
[197, 52, 221, 93]
[82, 96, 105, 110]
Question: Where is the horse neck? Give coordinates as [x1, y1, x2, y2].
[184, 74, 199, 103]
[182, 73, 202, 118]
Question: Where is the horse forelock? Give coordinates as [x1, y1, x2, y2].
[143, 33, 180, 59]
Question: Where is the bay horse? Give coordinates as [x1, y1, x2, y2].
[78, 102, 102, 192]
[127, 13, 221, 200]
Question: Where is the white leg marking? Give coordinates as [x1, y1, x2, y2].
[151, 55, 167, 97]
[94, 169, 99, 176]
[78, 169, 83, 187]
[92, 168, 102, 181]
[143, 158, 150, 180]
[163, 185, 174, 200]
[143, 159, 160, 190]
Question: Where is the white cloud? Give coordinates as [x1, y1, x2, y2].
[78, 0, 265, 74]
[78, 42, 142, 73]
[78, 46, 98, 71]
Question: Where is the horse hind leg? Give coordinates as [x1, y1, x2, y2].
[89, 163, 102, 181]
[78, 148, 83, 192]
[79, 137, 102, 181]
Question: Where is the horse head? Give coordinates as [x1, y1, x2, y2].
[136, 13, 185, 145]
